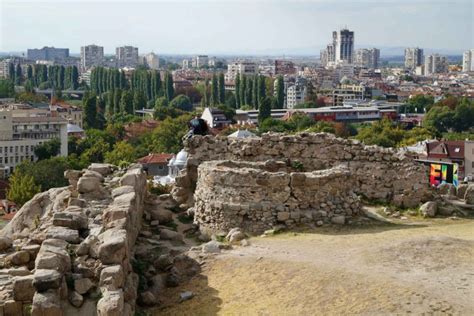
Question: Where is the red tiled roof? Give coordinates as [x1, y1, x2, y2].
[137, 153, 174, 165]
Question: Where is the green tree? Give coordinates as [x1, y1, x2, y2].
[8, 63, 15, 80]
[153, 106, 183, 120]
[6, 173, 40, 207]
[239, 75, 247, 107]
[0, 79, 15, 98]
[275, 75, 284, 109]
[113, 89, 122, 114]
[170, 94, 193, 112]
[26, 65, 33, 80]
[218, 73, 225, 104]
[34, 138, 61, 160]
[83, 92, 98, 129]
[155, 96, 169, 108]
[71, 66, 79, 90]
[225, 92, 237, 109]
[235, 75, 241, 108]
[105, 141, 137, 166]
[15, 64, 22, 85]
[133, 91, 147, 111]
[452, 98, 474, 132]
[152, 114, 193, 153]
[356, 119, 406, 148]
[210, 73, 218, 106]
[423, 106, 455, 133]
[120, 90, 134, 114]
[164, 72, 174, 101]
[258, 96, 272, 123]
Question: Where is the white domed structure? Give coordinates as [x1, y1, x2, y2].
[154, 149, 188, 185]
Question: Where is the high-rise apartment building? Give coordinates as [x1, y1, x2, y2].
[321, 29, 354, 66]
[424, 54, 448, 75]
[335, 29, 355, 64]
[116, 46, 139, 68]
[194, 55, 209, 68]
[404, 48, 424, 70]
[225, 61, 257, 81]
[355, 48, 380, 68]
[80, 44, 104, 71]
[27, 47, 69, 61]
[462, 49, 474, 72]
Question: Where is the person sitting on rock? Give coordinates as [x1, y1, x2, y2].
[184, 116, 209, 139]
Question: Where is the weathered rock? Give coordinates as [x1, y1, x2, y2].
[77, 172, 103, 194]
[52, 211, 88, 230]
[68, 291, 84, 308]
[149, 207, 173, 223]
[33, 269, 62, 292]
[4, 300, 23, 316]
[6, 250, 30, 266]
[226, 228, 246, 244]
[97, 289, 124, 316]
[331, 216, 345, 225]
[154, 254, 174, 271]
[202, 240, 223, 253]
[100, 265, 124, 290]
[420, 201, 438, 218]
[438, 183, 456, 196]
[74, 278, 94, 295]
[13, 274, 35, 301]
[98, 229, 128, 265]
[179, 291, 194, 302]
[35, 244, 71, 274]
[88, 163, 115, 176]
[46, 226, 80, 244]
[139, 291, 157, 306]
[111, 185, 135, 199]
[465, 184, 474, 205]
[159, 229, 183, 241]
[0, 236, 13, 251]
[31, 289, 63, 316]
[456, 184, 468, 199]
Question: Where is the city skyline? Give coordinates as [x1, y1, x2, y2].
[1, 0, 472, 55]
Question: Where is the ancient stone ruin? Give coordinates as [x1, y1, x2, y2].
[0, 164, 147, 315]
[173, 132, 433, 234]
[1, 132, 461, 315]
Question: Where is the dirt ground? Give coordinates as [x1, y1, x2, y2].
[156, 218, 474, 315]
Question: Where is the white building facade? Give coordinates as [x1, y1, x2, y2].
[424, 54, 448, 76]
[225, 61, 257, 81]
[355, 48, 380, 69]
[462, 49, 474, 72]
[0, 110, 68, 177]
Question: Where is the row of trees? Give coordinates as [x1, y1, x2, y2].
[90, 67, 175, 105]
[9, 63, 79, 90]
[234, 74, 271, 109]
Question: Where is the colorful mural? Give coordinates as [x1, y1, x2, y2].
[429, 163, 458, 187]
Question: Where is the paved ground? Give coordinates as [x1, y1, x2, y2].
[156, 218, 474, 315]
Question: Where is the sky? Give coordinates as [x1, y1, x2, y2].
[0, 0, 473, 55]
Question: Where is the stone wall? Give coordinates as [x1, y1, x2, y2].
[173, 133, 431, 208]
[194, 160, 360, 234]
[0, 163, 147, 316]
[172, 133, 433, 233]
